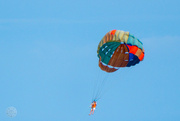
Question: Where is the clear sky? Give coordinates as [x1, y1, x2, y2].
[0, 0, 180, 121]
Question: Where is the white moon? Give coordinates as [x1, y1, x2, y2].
[6, 107, 17, 117]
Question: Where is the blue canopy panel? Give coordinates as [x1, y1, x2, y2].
[126, 53, 140, 67]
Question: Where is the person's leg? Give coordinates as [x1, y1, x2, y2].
[89, 109, 92, 115]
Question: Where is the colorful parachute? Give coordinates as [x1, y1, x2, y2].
[97, 30, 145, 72]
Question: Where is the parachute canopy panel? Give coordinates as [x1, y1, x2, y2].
[97, 30, 145, 73]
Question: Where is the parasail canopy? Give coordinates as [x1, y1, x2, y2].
[97, 30, 145, 72]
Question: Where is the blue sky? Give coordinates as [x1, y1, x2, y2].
[0, 0, 180, 121]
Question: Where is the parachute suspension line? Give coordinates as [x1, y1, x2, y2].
[93, 71, 104, 101]
[94, 70, 105, 101]
[96, 74, 109, 99]
[94, 74, 109, 101]
[92, 69, 105, 101]
[97, 76, 113, 100]
[94, 75, 104, 99]
[92, 68, 101, 101]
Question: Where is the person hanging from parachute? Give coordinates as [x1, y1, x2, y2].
[89, 100, 97, 115]
[89, 29, 145, 115]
